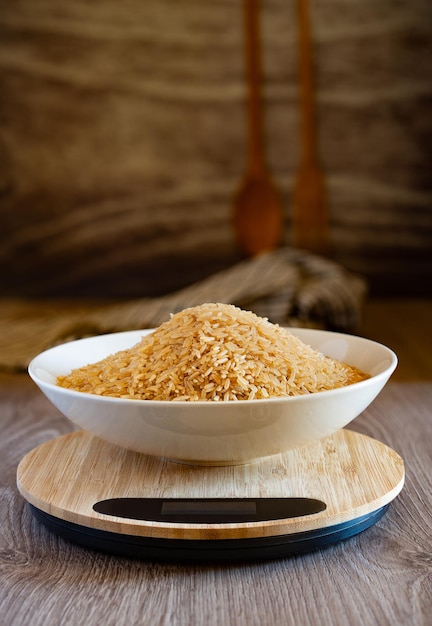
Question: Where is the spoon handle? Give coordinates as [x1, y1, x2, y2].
[296, 0, 318, 165]
[242, 0, 266, 176]
[293, 0, 330, 254]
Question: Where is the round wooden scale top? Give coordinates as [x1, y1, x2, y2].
[17, 429, 404, 541]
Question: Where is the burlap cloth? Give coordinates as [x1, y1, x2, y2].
[0, 248, 367, 372]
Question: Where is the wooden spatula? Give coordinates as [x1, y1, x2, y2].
[232, 0, 283, 257]
[292, 0, 330, 255]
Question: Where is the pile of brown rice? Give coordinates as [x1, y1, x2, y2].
[57, 303, 369, 401]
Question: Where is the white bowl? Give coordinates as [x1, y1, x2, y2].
[28, 328, 397, 465]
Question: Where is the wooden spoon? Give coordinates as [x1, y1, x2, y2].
[292, 0, 330, 255]
[232, 0, 283, 257]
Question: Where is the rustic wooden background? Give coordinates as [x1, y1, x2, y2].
[1, 0, 431, 298]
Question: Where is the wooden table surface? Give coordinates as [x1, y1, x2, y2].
[1, 299, 431, 626]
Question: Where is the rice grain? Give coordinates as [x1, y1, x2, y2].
[57, 303, 369, 401]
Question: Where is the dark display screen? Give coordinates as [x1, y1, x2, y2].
[161, 500, 257, 516]
[93, 497, 326, 524]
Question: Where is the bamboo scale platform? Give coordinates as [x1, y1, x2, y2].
[17, 429, 404, 546]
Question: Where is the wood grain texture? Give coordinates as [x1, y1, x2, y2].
[1, 374, 431, 626]
[1, 295, 432, 625]
[0, 0, 431, 298]
[16, 429, 404, 539]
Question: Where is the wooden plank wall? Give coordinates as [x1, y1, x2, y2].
[0, 0, 431, 298]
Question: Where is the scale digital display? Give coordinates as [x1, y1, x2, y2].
[160, 500, 257, 516]
[93, 497, 326, 524]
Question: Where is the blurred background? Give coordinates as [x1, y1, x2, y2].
[0, 0, 431, 300]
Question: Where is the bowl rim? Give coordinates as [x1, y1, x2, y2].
[28, 327, 398, 406]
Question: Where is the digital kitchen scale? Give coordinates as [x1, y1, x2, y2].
[17, 429, 404, 562]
